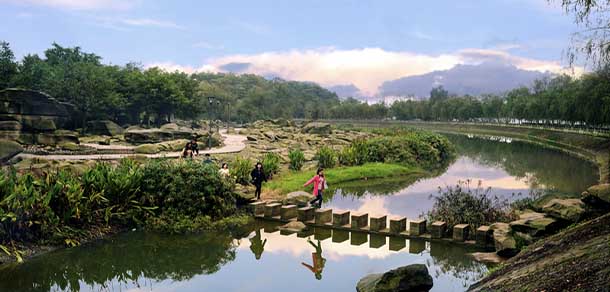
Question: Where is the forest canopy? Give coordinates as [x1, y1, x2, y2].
[1, 41, 609, 127]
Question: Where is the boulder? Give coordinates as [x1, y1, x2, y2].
[356, 264, 433, 292]
[581, 184, 610, 209]
[542, 198, 586, 222]
[509, 210, 562, 237]
[157, 139, 189, 152]
[0, 139, 23, 162]
[280, 221, 307, 233]
[134, 144, 160, 154]
[246, 136, 258, 142]
[86, 120, 124, 136]
[490, 223, 519, 258]
[263, 131, 277, 141]
[159, 123, 180, 131]
[21, 116, 56, 131]
[58, 142, 80, 151]
[283, 191, 312, 207]
[301, 122, 332, 135]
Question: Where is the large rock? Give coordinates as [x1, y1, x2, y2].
[0, 89, 76, 129]
[86, 120, 124, 136]
[490, 223, 519, 258]
[542, 198, 586, 222]
[279, 221, 307, 233]
[134, 144, 161, 154]
[509, 210, 562, 237]
[283, 191, 312, 207]
[301, 122, 332, 135]
[581, 184, 610, 209]
[356, 264, 433, 292]
[0, 139, 23, 162]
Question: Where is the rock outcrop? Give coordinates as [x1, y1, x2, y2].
[301, 122, 332, 135]
[356, 264, 433, 292]
[490, 223, 518, 258]
[542, 198, 586, 222]
[0, 89, 78, 146]
[509, 210, 562, 237]
[86, 120, 124, 136]
[581, 183, 610, 210]
[0, 139, 23, 162]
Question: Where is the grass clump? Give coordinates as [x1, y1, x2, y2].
[288, 149, 305, 171]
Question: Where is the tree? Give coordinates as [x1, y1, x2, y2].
[0, 41, 18, 89]
[555, 0, 610, 68]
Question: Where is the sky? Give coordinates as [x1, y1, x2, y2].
[0, 0, 581, 96]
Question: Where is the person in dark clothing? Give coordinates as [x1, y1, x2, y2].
[182, 141, 193, 158]
[203, 153, 213, 164]
[190, 139, 199, 156]
[249, 229, 267, 260]
[251, 162, 266, 200]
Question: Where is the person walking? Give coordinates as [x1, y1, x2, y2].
[303, 168, 326, 208]
[251, 162, 266, 200]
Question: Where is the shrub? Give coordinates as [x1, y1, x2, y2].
[425, 180, 515, 231]
[338, 139, 368, 166]
[231, 156, 252, 185]
[262, 152, 280, 179]
[288, 149, 305, 171]
[316, 146, 337, 168]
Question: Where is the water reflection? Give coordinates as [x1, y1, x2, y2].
[325, 134, 598, 219]
[0, 220, 490, 292]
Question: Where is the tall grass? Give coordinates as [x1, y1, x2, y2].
[288, 149, 305, 171]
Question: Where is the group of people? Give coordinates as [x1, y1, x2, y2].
[182, 139, 327, 207]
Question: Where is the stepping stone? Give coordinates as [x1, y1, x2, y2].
[264, 203, 282, 218]
[249, 201, 266, 216]
[409, 219, 427, 236]
[351, 213, 369, 229]
[280, 205, 298, 220]
[333, 210, 350, 226]
[389, 217, 407, 234]
[315, 208, 332, 224]
[350, 232, 368, 246]
[409, 238, 426, 254]
[453, 224, 470, 241]
[476, 225, 493, 247]
[369, 234, 386, 248]
[298, 207, 315, 222]
[332, 229, 349, 243]
[430, 221, 447, 239]
[389, 237, 406, 251]
[370, 215, 387, 231]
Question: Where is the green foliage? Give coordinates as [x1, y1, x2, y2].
[316, 146, 337, 168]
[230, 156, 252, 185]
[261, 152, 280, 178]
[338, 139, 368, 166]
[0, 159, 239, 246]
[425, 180, 515, 231]
[288, 149, 305, 171]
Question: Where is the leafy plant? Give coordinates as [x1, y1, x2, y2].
[230, 156, 253, 185]
[262, 152, 280, 179]
[425, 180, 515, 231]
[288, 149, 305, 171]
[316, 146, 337, 168]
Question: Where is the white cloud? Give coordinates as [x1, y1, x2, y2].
[193, 41, 225, 50]
[120, 18, 185, 30]
[0, 0, 140, 11]
[147, 47, 580, 96]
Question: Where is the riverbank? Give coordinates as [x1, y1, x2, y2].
[324, 120, 610, 183]
[263, 162, 427, 197]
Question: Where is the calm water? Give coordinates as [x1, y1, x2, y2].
[0, 134, 598, 292]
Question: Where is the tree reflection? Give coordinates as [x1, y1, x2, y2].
[0, 231, 245, 292]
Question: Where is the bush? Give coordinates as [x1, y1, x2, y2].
[0, 158, 241, 246]
[288, 149, 305, 171]
[231, 156, 252, 185]
[262, 152, 280, 179]
[316, 146, 337, 168]
[338, 139, 368, 166]
[425, 180, 515, 231]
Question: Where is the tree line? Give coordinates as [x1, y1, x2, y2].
[1, 41, 609, 127]
[0, 42, 340, 127]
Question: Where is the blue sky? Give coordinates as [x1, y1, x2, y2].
[0, 0, 579, 95]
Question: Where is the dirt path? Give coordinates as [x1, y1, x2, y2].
[17, 130, 247, 161]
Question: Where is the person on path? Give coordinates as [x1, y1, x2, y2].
[303, 168, 326, 208]
[301, 238, 326, 280]
[190, 138, 199, 156]
[251, 162, 266, 200]
[182, 141, 193, 158]
[219, 163, 230, 177]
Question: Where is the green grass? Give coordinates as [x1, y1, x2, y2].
[265, 162, 425, 194]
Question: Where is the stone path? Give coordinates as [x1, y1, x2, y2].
[17, 130, 247, 161]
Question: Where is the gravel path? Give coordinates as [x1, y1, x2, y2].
[17, 130, 247, 161]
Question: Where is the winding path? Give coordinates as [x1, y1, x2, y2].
[17, 130, 247, 161]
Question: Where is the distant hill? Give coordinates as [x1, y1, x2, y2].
[326, 84, 363, 98]
[379, 62, 552, 98]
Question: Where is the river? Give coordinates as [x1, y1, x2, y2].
[0, 134, 598, 292]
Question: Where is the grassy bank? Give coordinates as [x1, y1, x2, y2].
[265, 162, 425, 194]
[330, 120, 609, 183]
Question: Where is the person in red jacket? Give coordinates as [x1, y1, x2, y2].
[303, 168, 326, 208]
